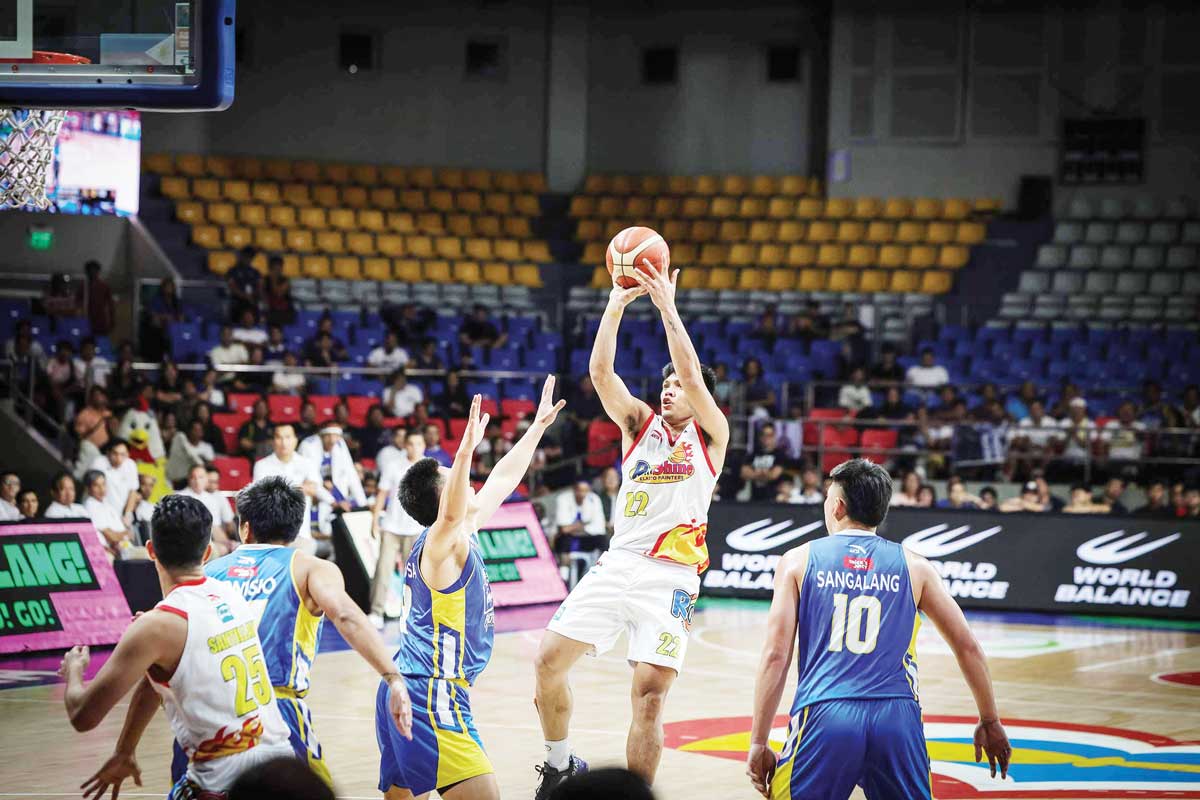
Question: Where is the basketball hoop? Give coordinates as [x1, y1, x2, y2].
[0, 51, 91, 210]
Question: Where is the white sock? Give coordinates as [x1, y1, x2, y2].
[545, 739, 571, 770]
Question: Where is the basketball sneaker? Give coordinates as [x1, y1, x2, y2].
[533, 754, 588, 800]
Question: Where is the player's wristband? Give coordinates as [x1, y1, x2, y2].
[382, 671, 403, 683]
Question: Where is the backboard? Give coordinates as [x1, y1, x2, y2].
[0, 0, 235, 111]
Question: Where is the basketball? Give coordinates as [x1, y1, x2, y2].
[606, 226, 671, 288]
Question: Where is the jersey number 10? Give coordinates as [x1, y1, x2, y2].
[827, 593, 881, 654]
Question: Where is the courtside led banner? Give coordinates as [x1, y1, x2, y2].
[702, 503, 1200, 619]
[0, 519, 132, 654]
[477, 502, 567, 608]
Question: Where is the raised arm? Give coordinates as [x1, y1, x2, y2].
[590, 273, 652, 441]
[473, 376, 565, 521]
[424, 394, 489, 567]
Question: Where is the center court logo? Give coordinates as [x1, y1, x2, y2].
[1057, 530, 1188, 609]
[901, 524, 1008, 600]
[661, 715, 1200, 798]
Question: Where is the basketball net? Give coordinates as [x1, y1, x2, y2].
[0, 108, 67, 210]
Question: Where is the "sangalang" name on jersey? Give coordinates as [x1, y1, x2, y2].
[814, 569, 903, 593]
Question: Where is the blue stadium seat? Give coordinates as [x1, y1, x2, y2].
[501, 379, 537, 400]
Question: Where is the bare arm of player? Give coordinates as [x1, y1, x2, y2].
[424, 394, 489, 571]
[81, 677, 158, 800]
[909, 554, 1012, 779]
[59, 610, 185, 732]
[302, 556, 413, 739]
[473, 375, 566, 522]
[747, 545, 808, 797]
[590, 272, 652, 440]
[631, 266, 731, 460]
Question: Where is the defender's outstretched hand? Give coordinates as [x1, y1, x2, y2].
[457, 394, 490, 455]
[609, 267, 647, 308]
[630, 264, 678, 313]
[534, 375, 567, 429]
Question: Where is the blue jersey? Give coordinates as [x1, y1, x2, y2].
[395, 529, 495, 686]
[791, 531, 920, 714]
[205, 544, 324, 697]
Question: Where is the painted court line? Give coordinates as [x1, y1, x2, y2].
[1076, 646, 1200, 672]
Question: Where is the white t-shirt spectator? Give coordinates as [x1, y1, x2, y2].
[74, 355, 111, 388]
[209, 341, 249, 365]
[178, 487, 235, 532]
[1059, 417, 1096, 461]
[376, 444, 404, 476]
[0, 499, 19, 521]
[554, 491, 606, 536]
[789, 488, 824, 505]
[45, 501, 89, 518]
[272, 371, 307, 394]
[252, 452, 326, 540]
[906, 363, 950, 388]
[232, 326, 269, 346]
[837, 384, 873, 412]
[166, 433, 216, 486]
[89, 455, 140, 515]
[1013, 415, 1061, 448]
[84, 495, 127, 547]
[1102, 420, 1146, 461]
[368, 346, 410, 372]
[384, 384, 424, 418]
[377, 458, 423, 536]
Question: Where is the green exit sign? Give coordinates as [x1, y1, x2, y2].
[28, 226, 53, 251]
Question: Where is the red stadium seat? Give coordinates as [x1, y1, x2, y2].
[347, 395, 377, 427]
[309, 395, 338, 423]
[212, 456, 251, 492]
[587, 420, 622, 468]
[500, 398, 536, 418]
[500, 418, 519, 439]
[361, 458, 377, 473]
[809, 407, 848, 420]
[480, 398, 499, 418]
[820, 428, 855, 475]
[227, 393, 260, 416]
[212, 412, 250, 455]
[268, 394, 301, 423]
[448, 417, 469, 439]
[859, 428, 899, 464]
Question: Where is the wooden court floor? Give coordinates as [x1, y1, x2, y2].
[2, 601, 1198, 799]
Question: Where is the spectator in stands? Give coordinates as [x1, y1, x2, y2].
[296, 399, 319, 440]
[263, 255, 295, 327]
[74, 385, 112, 458]
[192, 402, 226, 454]
[786, 313, 821, 345]
[299, 424, 367, 535]
[1138, 380, 1185, 429]
[459, 304, 508, 350]
[775, 477, 797, 504]
[40, 272, 79, 317]
[978, 486, 998, 511]
[384, 369, 424, 418]
[554, 479, 608, 565]
[890, 471, 922, 507]
[711, 362, 733, 408]
[166, 419, 215, 486]
[740, 423, 789, 502]
[271, 351, 307, 394]
[1183, 486, 1200, 518]
[870, 346, 904, 383]
[864, 386, 912, 422]
[4, 319, 46, 388]
[355, 405, 392, 461]
[837, 367, 872, 413]
[797, 300, 829, 338]
[1063, 485, 1110, 514]
[89, 438, 139, 516]
[226, 245, 261, 323]
[1099, 401, 1146, 478]
[937, 477, 981, 510]
[231, 307, 268, 346]
[1183, 385, 1200, 427]
[1058, 397, 1096, 471]
[971, 384, 1001, 420]
[966, 400, 1011, 478]
[368, 330, 409, 372]
[265, 325, 288, 363]
[0, 471, 20, 520]
[473, 420, 512, 479]
[82, 469, 132, 556]
[412, 338, 444, 371]
[77, 260, 115, 336]
[73, 336, 110, 390]
[155, 359, 185, 412]
[233, 344, 271, 393]
[45, 471, 87, 518]
[830, 303, 866, 343]
[422, 422, 452, 467]
[375, 425, 408, 476]
[750, 307, 781, 350]
[1006, 399, 1059, 480]
[209, 325, 249, 383]
[439, 369, 471, 419]
[569, 375, 604, 423]
[916, 484, 936, 507]
[596, 466, 621, 535]
[15, 488, 36, 519]
[45, 340, 80, 419]
[304, 331, 338, 368]
[237, 398, 273, 460]
[737, 357, 776, 419]
[362, 471, 378, 498]
[329, 402, 358, 455]
[905, 348, 950, 389]
[1005, 381, 1040, 421]
[386, 302, 433, 349]
[159, 409, 178, 445]
[1100, 477, 1129, 515]
[131, 472, 158, 532]
[789, 468, 824, 504]
[176, 462, 235, 553]
[1134, 480, 1173, 517]
[1034, 473, 1065, 511]
[198, 367, 226, 410]
[252, 423, 327, 553]
[143, 276, 183, 362]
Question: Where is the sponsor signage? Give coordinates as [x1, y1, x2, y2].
[703, 503, 1199, 619]
[478, 503, 567, 608]
[0, 520, 132, 654]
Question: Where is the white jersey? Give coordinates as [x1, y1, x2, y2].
[611, 415, 718, 573]
[151, 577, 293, 791]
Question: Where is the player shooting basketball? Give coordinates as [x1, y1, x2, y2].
[533, 264, 729, 796]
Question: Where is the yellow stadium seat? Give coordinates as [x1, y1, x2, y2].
[233, 157, 263, 180]
[363, 257, 392, 281]
[590, 266, 610, 288]
[866, 221, 894, 244]
[253, 227, 282, 251]
[637, 175, 664, 195]
[514, 194, 540, 216]
[483, 262, 511, 284]
[387, 211, 416, 234]
[691, 220, 719, 242]
[879, 245, 907, 269]
[293, 161, 321, 182]
[415, 212, 444, 233]
[503, 217, 533, 238]
[329, 208, 356, 230]
[521, 173, 547, 193]
[176, 201, 204, 223]
[423, 259, 452, 283]
[453, 260, 482, 284]
[464, 238, 492, 261]
[176, 154, 204, 177]
[514, 263, 544, 287]
[358, 209, 386, 232]
[896, 221, 926, 244]
[779, 175, 808, 196]
[828, 269, 858, 291]
[583, 175, 609, 194]
[438, 168, 465, 190]
[192, 225, 221, 249]
[700, 243, 729, 266]
[282, 183, 311, 206]
[222, 180, 250, 202]
[144, 153, 173, 175]
[435, 237, 464, 260]
[939, 245, 970, 269]
[201, 156, 232, 178]
[748, 221, 777, 241]
[798, 268, 826, 291]
[286, 229, 315, 253]
[608, 175, 634, 194]
[370, 187, 398, 210]
[728, 243, 756, 266]
[476, 216, 502, 238]
[956, 222, 985, 245]
[250, 252, 268, 272]
[664, 243, 691, 265]
[737, 269, 766, 290]
[825, 198, 853, 219]
[694, 175, 719, 195]
[377, 234, 406, 257]
[494, 239, 521, 261]
[787, 244, 817, 267]
[406, 235, 435, 259]
[301, 255, 332, 279]
[927, 222, 955, 244]
[602, 219, 626, 239]
[766, 268, 795, 291]
[333, 256, 361, 279]
[576, 219, 602, 242]
[193, 179, 221, 201]
[352, 164, 379, 186]
[450, 191, 479, 214]
[678, 268, 706, 290]
[778, 221, 806, 242]
[797, 198, 824, 219]
[399, 190, 427, 211]
[807, 220, 836, 243]
[907, 245, 937, 269]
[380, 166, 407, 187]
[347, 232, 375, 256]
[465, 169, 492, 192]
[750, 175, 778, 196]
[921, 271, 952, 293]
[882, 198, 913, 219]
[299, 207, 328, 229]
[738, 197, 767, 218]
[394, 259, 422, 283]
[818, 244, 846, 268]
[889, 270, 919, 292]
[666, 176, 693, 194]
[428, 190, 454, 213]
[836, 221, 866, 243]
[721, 175, 750, 195]
[264, 160, 293, 182]
[161, 176, 189, 200]
[267, 205, 297, 229]
[853, 198, 882, 219]
[521, 240, 552, 261]
[280, 254, 301, 277]
[626, 197, 652, 218]
[681, 197, 710, 218]
[324, 164, 351, 184]
[708, 267, 736, 289]
[661, 220, 689, 242]
[651, 196, 679, 218]
[860, 269, 888, 292]
[719, 220, 748, 241]
[847, 244, 877, 268]
[409, 167, 435, 188]
[758, 243, 786, 267]
[207, 250, 236, 274]
[474, 192, 505, 215]
[208, 203, 237, 225]
[251, 182, 281, 205]
[596, 196, 623, 218]
[316, 230, 345, 254]
[942, 198, 971, 220]
[342, 186, 369, 208]
[912, 198, 943, 220]
[974, 198, 1002, 214]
